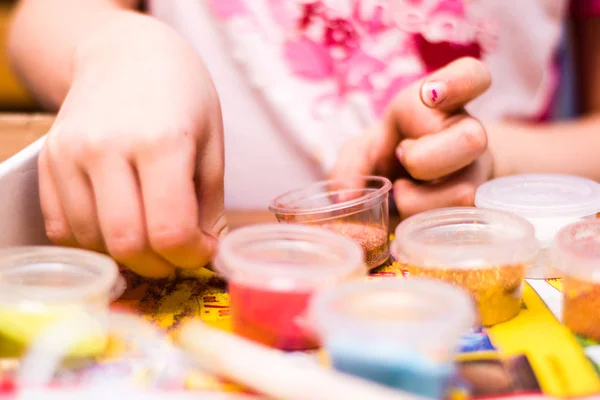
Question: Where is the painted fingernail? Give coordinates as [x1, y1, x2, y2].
[421, 81, 447, 107]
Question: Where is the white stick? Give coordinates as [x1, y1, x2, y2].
[179, 321, 424, 400]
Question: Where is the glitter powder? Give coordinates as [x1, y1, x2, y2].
[404, 264, 526, 326]
[229, 282, 317, 351]
[392, 208, 537, 327]
[269, 177, 392, 268]
[562, 275, 600, 341]
[327, 339, 453, 398]
[316, 222, 389, 268]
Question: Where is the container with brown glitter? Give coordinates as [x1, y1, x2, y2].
[552, 220, 600, 342]
[269, 176, 392, 269]
[391, 208, 539, 327]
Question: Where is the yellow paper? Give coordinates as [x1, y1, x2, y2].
[487, 283, 600, 397]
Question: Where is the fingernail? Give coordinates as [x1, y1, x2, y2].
[396, 146, 405, 163]
[421, 81, 447, 107]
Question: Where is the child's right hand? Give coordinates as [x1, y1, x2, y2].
[38, 18, 227, 278]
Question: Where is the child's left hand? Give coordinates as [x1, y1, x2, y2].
[330, 57, 492, 218]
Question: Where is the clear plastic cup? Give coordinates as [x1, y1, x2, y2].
[552, 220, 600, 342]
[268, 176, 392, 269]
[0, 246, 119, 358]
[308, 278, 475, 399]
[475, 174, 600, 279]
[392, 207, 539, 326]
[213, 224, 366, 351]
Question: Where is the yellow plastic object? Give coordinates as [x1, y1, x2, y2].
[0, 304, 108, 357]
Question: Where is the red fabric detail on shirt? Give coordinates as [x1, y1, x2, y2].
[571, 0, 600, 18]
[413, 34, 482, 73]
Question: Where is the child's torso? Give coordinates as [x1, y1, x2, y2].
[148, 0, 569, 208]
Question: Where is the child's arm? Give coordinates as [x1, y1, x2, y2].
[488, 18, 600, 180]
[8, 0, 227, 278]
[9, 0, 141, 109]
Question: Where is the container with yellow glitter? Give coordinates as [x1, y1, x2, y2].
[475, 174, 600, 279]
[0, 246, 120, 358]
[269, 176, 392, 269]
[392, 208, 539, 327]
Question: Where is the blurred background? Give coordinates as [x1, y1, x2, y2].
[0, 0, 36, 112]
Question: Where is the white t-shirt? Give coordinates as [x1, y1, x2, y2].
[147, 0, 596, 209]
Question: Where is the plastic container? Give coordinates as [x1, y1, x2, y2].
[475, 174, 600, 279]
[213, 224, 366, 351]
[308, 279, 475, 399]
[268, 176, 392, 269]
[0, 246, 119, 358]
[17, 312, 250, 399]
[552, 220, 600, 341]
[392, 208, 539, 326]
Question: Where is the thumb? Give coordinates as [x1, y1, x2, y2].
[419, 57, 491, 112]
[387, 57, 491, 141]
[328, 124, 398, 193]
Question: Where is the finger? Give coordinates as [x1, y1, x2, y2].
[420, 57, 491, 112]
[196, 112, 229, 243]
[45, 139, 104, 251]
[393, 157, 492, 219]
[330, 135, 373, 187]
[329, 126, 383, 193]
[387, 57, 491, 141]
[89, 156, 174, 278]
[398, 116, 487, 181]
[38, 145, 77, 246]
[137, 138, 218, 269]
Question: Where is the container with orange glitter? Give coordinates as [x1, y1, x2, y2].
[269, 176, 392, 269]
[391, 208, 539, 327]
[552, 220, 600, 342]
[213, 224, 366, 351]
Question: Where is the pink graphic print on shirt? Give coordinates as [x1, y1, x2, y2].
[210, 0, 496, 118]
[208, 0, 497, 171]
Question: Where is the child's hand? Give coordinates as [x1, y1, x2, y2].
[38, 21, 227, 278]
[331, 57, 492, 218]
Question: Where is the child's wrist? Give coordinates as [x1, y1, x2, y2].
[73, 11, 176, 78]
[485, 122, 515, 179]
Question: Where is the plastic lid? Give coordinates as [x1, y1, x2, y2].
[392, 207, 539, 268]
[0, 246, 119, 304]
[213, 224, 366, 289]
[552, 220, 600, 281]
[268, 176, 391, 220]
[475, 174, 600, 219]
[309, 279, 475, 342]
